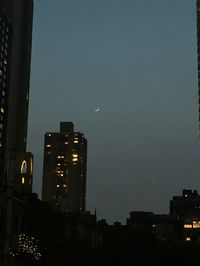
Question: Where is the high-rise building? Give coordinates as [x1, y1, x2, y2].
[0, 1, 34, 264]
[0, 10, 12, 186]
[42, 122, 87, 213]
[0, 0, 33, 188]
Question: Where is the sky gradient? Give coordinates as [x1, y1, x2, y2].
[28, 0, 200, 223]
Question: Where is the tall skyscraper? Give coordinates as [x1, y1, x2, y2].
[0, 10, 12, 186]
[0, 0, 33, 188]
[0, 1, 34, 264]
[197, 0, 200, 124]
[42, 122, 87, 213]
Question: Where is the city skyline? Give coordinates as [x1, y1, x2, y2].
[28, 0, 200, 223]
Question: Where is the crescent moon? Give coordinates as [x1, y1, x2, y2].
[95, 108, 100, 112]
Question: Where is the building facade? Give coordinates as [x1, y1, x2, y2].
[0, 0, 33, 188]
[0, 10, 12, 186]
[170, 189, 200, 242]
[0, 1, 34, 264]
[42, 122, 87, 213]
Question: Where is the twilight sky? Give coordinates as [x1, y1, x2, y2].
[27, 0, 200, 223]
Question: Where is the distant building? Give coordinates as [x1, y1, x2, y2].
[127, 211, 174, 241]
[170, 189, 200, 220]
[42, 122, 87, 213]
[170, 189, 200, 242]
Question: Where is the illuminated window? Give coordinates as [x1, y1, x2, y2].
[72, 158, 78, 162]
[46, 144, 51, 148]
[65, 142, 68, 144]
[56, 184, 59, 188]
[21, 160, 27, 174]
[193, 223, 200, 228]
[186, 237, 191, 242]
[63, 184, 67, 188]
[0, 107, 4, 113]
[48, 134, 51, 137]
[74, 140, 78, 143]
[22, 177, 25, 184]
[184, 224, 192, 228]
[72, 154, 78, 158]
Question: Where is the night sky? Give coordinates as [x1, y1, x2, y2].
[27, 0, 200, 223]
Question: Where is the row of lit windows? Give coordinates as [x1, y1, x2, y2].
[184, 221, 200, 229]
[46, 139, 84, 148]
[56, 184, 67, 188]
[57, 155, 64, 159]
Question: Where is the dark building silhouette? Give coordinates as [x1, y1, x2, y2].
[170, 189, 200, 220]
[0, 11, 12, 183]
[126, 211, 174, 241]
[0, 1, 34, 264]
[170, 189, 200, 242]
[42, 122, 87, 213]
[0, 0, 33, 188]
